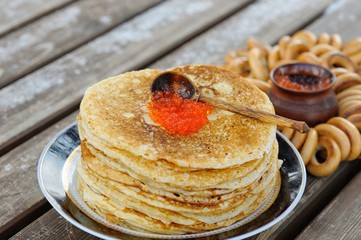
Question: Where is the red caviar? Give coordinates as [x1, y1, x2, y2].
[148, 91, 212, 135]
[275, 73, 331, 92]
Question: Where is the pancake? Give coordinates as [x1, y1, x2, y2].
[75, 64, 280, 235]
[79, 65, 276, 169]
[78, 140, 278, 209]
[79, 120, 276, 190]
[77, 158, 279, 233]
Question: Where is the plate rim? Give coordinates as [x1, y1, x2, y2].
[228, 131, 307, 240]
[37, 121, 307, 240]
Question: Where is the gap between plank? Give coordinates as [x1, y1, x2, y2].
[0, 199, 51, 240]
[0, 0, 78, 39]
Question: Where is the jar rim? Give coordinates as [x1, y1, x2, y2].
[270, 63, 335, 94]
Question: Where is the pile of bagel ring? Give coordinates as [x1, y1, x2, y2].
[223, 30, 361, 177]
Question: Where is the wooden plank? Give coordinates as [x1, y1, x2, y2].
[295, 171, 361, 240]
[0, 0, 73, 37]
[307, 0, 361, 41]
[0, 0, 162, 89]
[0, 113, 78, 238]
[3, 0, 335, 238]
[0, 0, 253, 154]
[9, 209, 99, 240]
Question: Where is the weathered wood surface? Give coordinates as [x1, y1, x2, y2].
[0, 112, 78, 237]
[250, 162, 361, 240]
[0, 0, 162, 88]
[0, 0, 253, 238]
[9, 208, 98, 240]
[0, 0, 253, 155]
[0, 0, 73, 37]
[5, 0, 336, 238]
[307, 0, 361, 40]
[295, 171, 361, 240]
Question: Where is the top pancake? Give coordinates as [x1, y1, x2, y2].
[79, 65, 276, 169]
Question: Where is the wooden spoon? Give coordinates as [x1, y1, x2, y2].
[151, 71, 309, 133]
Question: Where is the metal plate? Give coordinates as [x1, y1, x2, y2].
[38, 122, 306, 239]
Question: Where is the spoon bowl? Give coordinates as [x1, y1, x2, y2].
[151, 71, 199, 100]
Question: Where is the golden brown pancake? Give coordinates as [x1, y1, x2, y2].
[79, 120, 276, 190]
[79, 139, 278, 205]
[79, 65, 276, 169]
[75, 64, 280, 235]
[77, 156, 279, 233]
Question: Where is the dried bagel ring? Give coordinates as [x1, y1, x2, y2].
[350, 49, 361, 65]
[315, 123, 351, 161]
[231, 60, 251, 77]
[278, 35, 291, 59]
[327, 117, 361, 160]
[247, 78, 271, 93]
[333, 72, 361, 94]
[341, 103, 361, 118]
[331, 68, 350, 77]
[342, 38, 361, 56]
[285, 40, 309, 60]
[282, 127, 295, 140]
[224, 50, 251, 77]
[338, 94, 361, 107]
[292, 30, 317, 48]
[338, 98, 361, 112]
[347, 113, 361, 131]
[248, 47, 268, 80]
[311, 44, 338, 57]
[326, 52, 356, 72]
[318, 32, 331, 44]
[247, 38, 270, 56]
[291, 131, 307, 150]
[297, 52, 323, 65]
[300, 128, 318, 165]
[273, 59, 298, 69]
[330, 33, 342, 49]
[268, 45, 281, 70]
[333, 72, 361, 93]
[307, 136, 341, 177]
[224, 49, 248, 64]
[336, 88, 361, 101]
[348, 84, 361, 91]
[339, 100, 361, 116]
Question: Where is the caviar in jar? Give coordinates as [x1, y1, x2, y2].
[274, 72, 331, 92]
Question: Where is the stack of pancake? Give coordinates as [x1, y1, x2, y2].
[76, 65, 280, 234]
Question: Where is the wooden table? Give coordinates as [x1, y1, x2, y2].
[1, 0, 360, 239]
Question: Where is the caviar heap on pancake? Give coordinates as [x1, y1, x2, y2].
[148, 91, 212, 135]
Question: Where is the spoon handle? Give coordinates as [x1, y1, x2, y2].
[200, 96, 310, 133]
